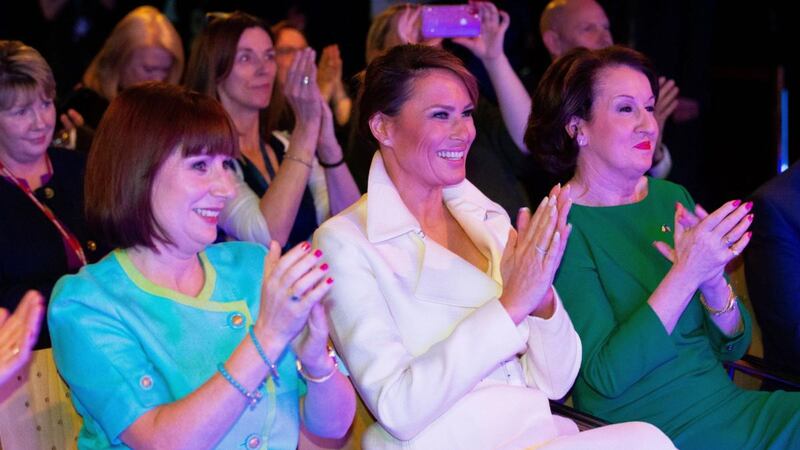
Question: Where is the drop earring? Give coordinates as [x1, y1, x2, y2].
[577, 135, 587, 146]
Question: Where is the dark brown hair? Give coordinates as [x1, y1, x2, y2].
[184, 11, 273, 139]
[358, 44, 479, 149]
[85, 82, 238, 250]
[524, 45, 658, 177]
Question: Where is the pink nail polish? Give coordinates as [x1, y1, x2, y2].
[745, 201, 753, 211]
[731, 199, 742, 208]
[747, 214, 754, 222]
[301, 242, 311, 251]
[320, 263, 329, 271]
[326, 277, 334, 284]
[746, 231, 752, 239]
[314, 249, 323, 258]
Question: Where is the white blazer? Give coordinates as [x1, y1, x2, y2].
[314, 153, 582, 450]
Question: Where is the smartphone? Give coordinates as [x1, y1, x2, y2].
[420, 5, 481, 40]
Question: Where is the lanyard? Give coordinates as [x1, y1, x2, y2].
[0, 158, 88, 266]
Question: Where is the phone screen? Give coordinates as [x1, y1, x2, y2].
[421, 5, 481, 40]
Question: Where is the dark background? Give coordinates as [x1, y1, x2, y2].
[1, 0, 795, 207]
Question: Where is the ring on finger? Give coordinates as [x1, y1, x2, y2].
[730, 246, 741, 257]
[534, 244, 547, 255]
[302, 75, 310, 86]
[289, 290, 301, 302]
[722, 236, 733, 248]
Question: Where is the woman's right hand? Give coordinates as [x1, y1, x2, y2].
[0, 290, 44, 385]
[654, 200, 753, 288]
[253, 241, 332, 352]
[500, 184, 573, 324]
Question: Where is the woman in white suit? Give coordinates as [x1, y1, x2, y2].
[314, 44, 674, 449]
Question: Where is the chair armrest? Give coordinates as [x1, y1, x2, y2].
[549, 400, 610, 430]
[724, 354, 800, 390]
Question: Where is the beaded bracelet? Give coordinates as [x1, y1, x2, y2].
[295, 346, 339, 383]
[699, 284, 738, 316]
[283, 153, 312, 169]
[217, 363, 264, 410]
[249, 326, 280, 380]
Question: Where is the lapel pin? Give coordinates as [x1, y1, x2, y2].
[661, 224, 672, 233]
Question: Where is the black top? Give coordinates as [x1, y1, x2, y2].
[238, 133, 319, 250]
[0, 148, 109, 348]
[59, 86, 109, 153]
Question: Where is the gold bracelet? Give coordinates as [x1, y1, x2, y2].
[296, 347, 339, 383]
[283, 153, 312, 169]
[699, 284, 738, 316]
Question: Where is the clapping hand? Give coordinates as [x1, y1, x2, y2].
[654, 200, 753, 289]
[500, 184, 573, 324]
[253, 241, 333, 353]
[0, 291, 44, 385]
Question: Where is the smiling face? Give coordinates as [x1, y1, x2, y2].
[217, 27, 277, 114]
[575, 64, 658, 180]
[378, 69, 476, 192]
[150, 150, 237, 255]
[0, 90, 55, 167]
[119, 46, 174, 89]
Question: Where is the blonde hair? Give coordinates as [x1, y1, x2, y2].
[366, 4, 415, 64]
[82, 6, 183, 101]
[0, 40, 55, 110]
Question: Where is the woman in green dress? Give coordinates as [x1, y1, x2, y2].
[525, 45, 800, 449]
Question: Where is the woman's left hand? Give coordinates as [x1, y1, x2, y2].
[294, 302, 335, 378]
[316, 99, 344, 165]
[451, 1, 510, 63]
[285, 48, 323, 153]
[654, 201, 753, 289]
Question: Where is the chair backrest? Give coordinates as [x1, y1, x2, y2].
[0, 348, 82, 450]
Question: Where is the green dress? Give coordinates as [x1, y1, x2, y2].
[555, 178, 800, 450]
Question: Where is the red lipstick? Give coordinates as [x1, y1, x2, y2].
[634, 141, 652, 150]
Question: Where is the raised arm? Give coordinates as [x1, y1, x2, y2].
[452, 2, 531, 153]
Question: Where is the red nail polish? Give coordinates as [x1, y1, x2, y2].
[320, 263, 329, 271]
[326, 277, 334, 284]
[745, 201, 753, 211]
[314, 249, 323, 258]
[731, 199, 741, 208]
[301, 242, 310, 251]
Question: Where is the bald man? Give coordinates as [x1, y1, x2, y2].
[540, 0, 612, 59]
[538, 0, 679, 178]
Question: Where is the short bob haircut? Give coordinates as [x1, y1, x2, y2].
[524, 45, 658, 177]
[358, 44, 478, 150]
[0, 40, 56, 110]
[82, 6, 184, 101]
[85, 82, 238, 250]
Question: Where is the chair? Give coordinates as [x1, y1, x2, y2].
[723, 256, 800, 391]
[0, 348, 82, 450]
